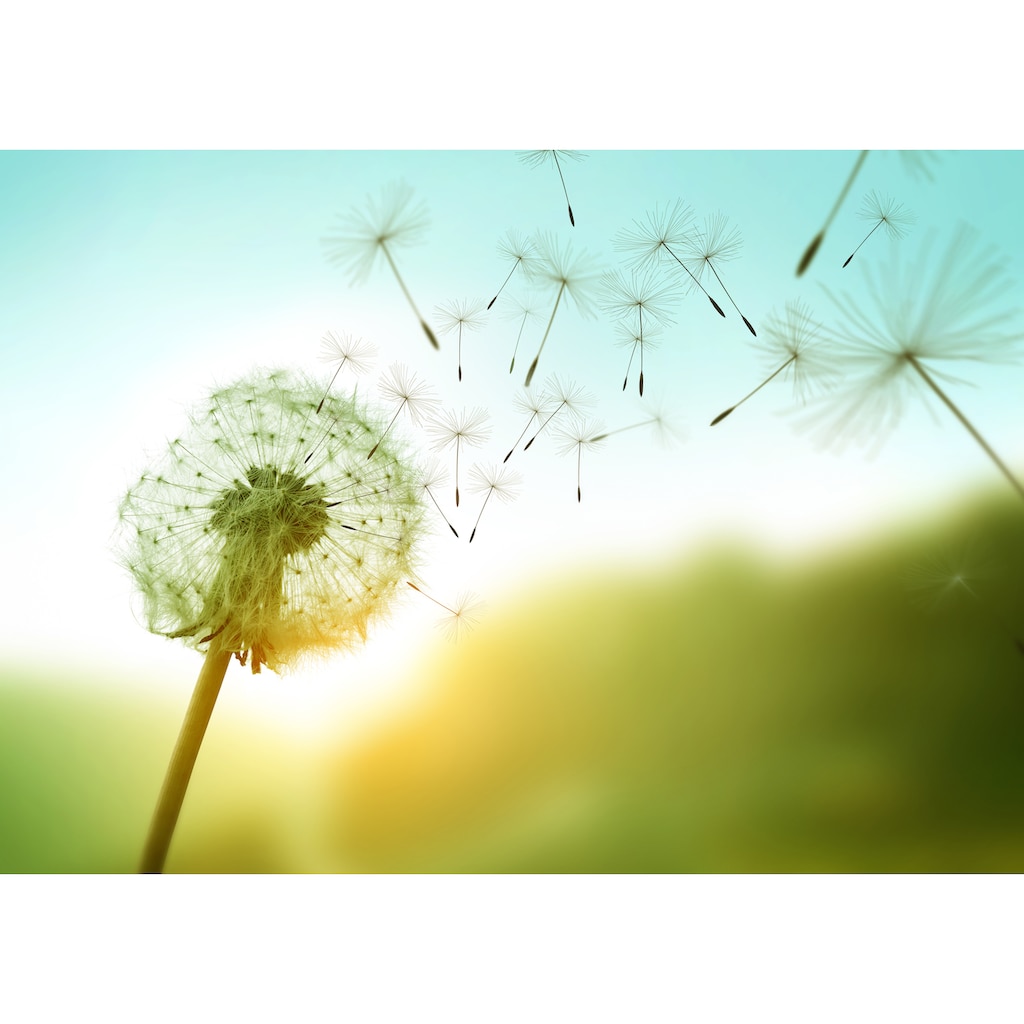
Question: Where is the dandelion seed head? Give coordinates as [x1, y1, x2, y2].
[426, 407, 492, 453]
[117, 369, 428, 673]
[760, 300, 840, 404]
[904, 544, 989, 610]
[856, 191, 916, 240]
[468, 462, 522, 502]
[684, 211, 743, 275]
[532, 233, 603, 317]
[318, 331, 377, 377]
[613, 200, 696, 272]
[321, 180, 430, 285]
[495, 230, 541, 273]
[378, 362, 441, 425]
[516, 149, 587, 169]
[434, 298, 488, 335]
[806, 224, 1024, 454]
[599, 267, 681, 326]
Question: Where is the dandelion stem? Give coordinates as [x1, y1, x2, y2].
[381, 242, 439, 350]
[797, 149, 868, 276]
[489, 262, 520, 311]
[707, 263, 756, 336]
[710, 355, 796, 426]
[504, 413, 538, 462]
[843, 218, 883, 268]
[425, 484, 458, 536]
[139, 644, 232, 873]
[591, 418, 659, 442]
[663, 242, 725, 318]
[525, 282, 565, 387]
[510, 311, 530, 374]
[552, 150, 575, 227]
[907, 355, 1024, 502]
[469, 489, 494, 542]
[407, 580, 456, 615]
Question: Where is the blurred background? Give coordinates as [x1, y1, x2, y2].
[2, 149, 1023, 872]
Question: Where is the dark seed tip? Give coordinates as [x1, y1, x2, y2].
[796, 232, 824, 277]
[710, 297, 725, 317]
[842, 254, 853, 268]
[469, 527, 476, 543]
[710, 407, 734, 426]
[743, 317, 756, 337]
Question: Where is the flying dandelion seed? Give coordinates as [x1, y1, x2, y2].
[467, 462, 522, 543]
[368, 363, 440, 460]
[517, 149, 586, 227]
[501, 295, 545, 374]
[117, 368, 428, 872]
[554, 416, 607, 502]
[416, 456, 459, 537]
[426, 406, 492, 507]
[435, 298, 487, 382]
[684, 212, 756, 336]
[808, 224, 1024, 501]
[904, 546, 1024, 655]
[614, 321, 664, 397]
[524, 375, 595, 451]
[843, 191, 916, 268]
[407, 581, 484, 642]
[321, 180, 440, 350]
[711, 300, 837, 426]
[796, 150, 937, 276]
[599, 267, 680, 396]
[488, 230, 541, 310]
[523, 233, 602, 387]
[614, 199, 726, 320]
[315, 331, 377, 413]
[503, 387, 555, 462]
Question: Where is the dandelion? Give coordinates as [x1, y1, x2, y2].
[517, 149, 587, 227]
[435, 298, 487, 382]
[416, 456, 459, 537]
[842, 191, 915, 268]
[796, 150, 937, 276]
[368, 363, 440, 459]
[426, 406, 492, 506]
[523, 233, 602, 387]
[613, 200, 727, 320]
[599, 267, 680, 396]
[117, 369, 427, 872]
[809, 224, 1024, 501]
[904, 546, 1024, 656]
[684, 212, 756, 336]
[322, 180, 440, 350]
[407, 582, 484, 642]
[501, 295, 545, 374]
[554, 417, 607, 502]
[467, 462, 522, 543]
[524, 375, 595, 451]
[711, 300, 837, 426]
[315, 331, 376, 413]
[503, 387, 554, 462]
[488, 230, 541, 310]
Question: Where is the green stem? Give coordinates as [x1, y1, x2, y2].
[908, 355, 1024, 503]
[139, 645, 232, 873]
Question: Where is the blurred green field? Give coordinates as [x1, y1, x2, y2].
[4, 487, 1024, 872]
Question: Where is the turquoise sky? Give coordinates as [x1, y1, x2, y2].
[2, 150, 1022, 724]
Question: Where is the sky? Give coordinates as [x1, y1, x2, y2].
[1, 148, 1023, 731]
